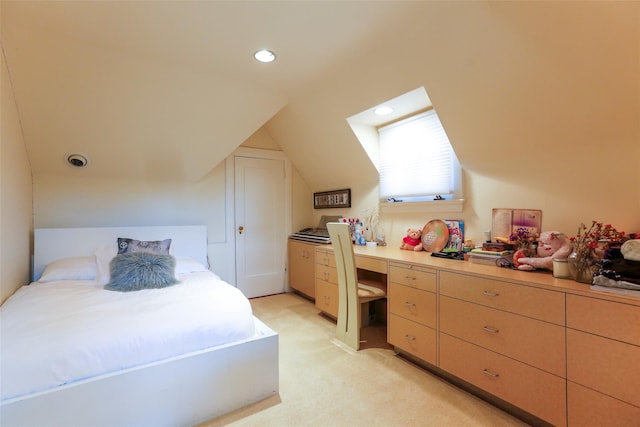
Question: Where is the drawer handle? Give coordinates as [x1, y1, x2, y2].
[405, 275, 416, 281]
[323, 295, 330, 305]
[482, 369, 499, 378]
[404, 301, 416, 308]
[482, 326, 500, 334]
[404, 334, 416, 342]
[482, 290, 499, 297]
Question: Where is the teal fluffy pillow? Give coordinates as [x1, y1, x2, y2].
[105, 252, 178, 292]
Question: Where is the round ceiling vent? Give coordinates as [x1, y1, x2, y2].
[66, 153, 89, 168]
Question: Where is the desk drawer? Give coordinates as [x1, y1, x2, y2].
[440, 333, 567, 427]
[356, 256, 387, 274]
[388, 283, 436, 328]
[389, 263, 436, 292]
[568, 381, 640, 426]
[440, 296, 566, 377]
[315, 264, 337, 285]
[440, 271, 565, 325]
[389, 313, 436, 365]
[567, 294, 640, 346]
[315, 279, 338, 318]
[567, 328, 640, 407]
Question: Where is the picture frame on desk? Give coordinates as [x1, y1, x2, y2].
[314, 188, 351, 209]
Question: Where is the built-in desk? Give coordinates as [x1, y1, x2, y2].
[314, 244, 640, 427]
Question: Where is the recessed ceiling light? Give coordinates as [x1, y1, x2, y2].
[66, 153, 89, 168]
[374, 106, 394, 116]
[254, 49, 276, 63]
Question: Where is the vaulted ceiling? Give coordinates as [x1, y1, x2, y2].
[2, 1, 639, 190]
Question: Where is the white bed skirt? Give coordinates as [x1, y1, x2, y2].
[1, 317, 279, 427]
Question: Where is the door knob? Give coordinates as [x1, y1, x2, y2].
[238, 226, 244, 234]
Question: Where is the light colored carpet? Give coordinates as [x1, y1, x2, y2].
[200, 292, 529, 427]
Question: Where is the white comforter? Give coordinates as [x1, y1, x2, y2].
[0, 271, 255, 402]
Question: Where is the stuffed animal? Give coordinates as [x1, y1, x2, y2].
[514, 231, 572, 271]
[401, 228, 424, 251]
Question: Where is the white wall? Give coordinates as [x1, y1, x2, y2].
[1, 39, 33, 302]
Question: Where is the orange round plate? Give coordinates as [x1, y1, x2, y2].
[421, 219, 449, 252]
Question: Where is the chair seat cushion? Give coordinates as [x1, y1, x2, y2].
[357, 281, 386, 299]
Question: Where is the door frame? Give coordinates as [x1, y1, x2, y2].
[224, 147, 292, 287]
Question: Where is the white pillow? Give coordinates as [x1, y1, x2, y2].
[174, 256, 209, 275]
[95, 245, 118, 285]
[39, 256, 97, 282]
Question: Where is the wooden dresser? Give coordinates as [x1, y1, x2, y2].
[312, 244, 640, 427]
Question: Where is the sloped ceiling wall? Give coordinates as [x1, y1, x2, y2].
[2, 1, 639, 193]
[267, 1, 640, 193]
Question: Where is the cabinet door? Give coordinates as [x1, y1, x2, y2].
[288, 240, 316, 298]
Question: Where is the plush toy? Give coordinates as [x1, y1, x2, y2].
[401, 228, 424, 251]
[514, 231, 572, 271]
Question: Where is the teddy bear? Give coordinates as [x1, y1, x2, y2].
[514, 231, 572, 271]
[400, 227, 424, 251]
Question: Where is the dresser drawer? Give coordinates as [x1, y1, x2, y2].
[568, 381, 640, 427]
[439, 271, 565, 325]
[388, 283, 436, 328]
[567, 294, 640, 346]
[315, 279, 338, 318]
[440, 296, 566, 377]
[315, 249, 336, 268]
[440, 333, 567, 427]
[389, 263, 436, 292]
[315, 263, 337, 285]
[567, 328, 640, 407]
[389, 313, 437, 365]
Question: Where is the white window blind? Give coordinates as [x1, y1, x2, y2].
[378, 110, 456, 200]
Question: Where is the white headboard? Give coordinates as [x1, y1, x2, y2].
[33, 225, 208, 281]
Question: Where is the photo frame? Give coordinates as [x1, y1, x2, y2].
[314, 189, 351, 209]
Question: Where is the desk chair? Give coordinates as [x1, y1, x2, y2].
[327, 222, 386, 351]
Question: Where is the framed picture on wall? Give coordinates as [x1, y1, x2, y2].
[314, 189, 351, 209]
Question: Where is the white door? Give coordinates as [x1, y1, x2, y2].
[234, 155, 287, 298]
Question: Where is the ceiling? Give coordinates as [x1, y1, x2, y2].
[1, 0, 416, 182]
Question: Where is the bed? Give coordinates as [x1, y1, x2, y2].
[0, 225, 279, 427]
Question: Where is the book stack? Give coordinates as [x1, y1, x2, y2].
[468, 248, 514, 266]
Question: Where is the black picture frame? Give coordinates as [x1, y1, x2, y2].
[314, 188, 351, 209]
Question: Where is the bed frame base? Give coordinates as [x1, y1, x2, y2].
[1, 319, 278, 427]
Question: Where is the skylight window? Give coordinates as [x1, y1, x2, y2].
[346, 87, 463, 209]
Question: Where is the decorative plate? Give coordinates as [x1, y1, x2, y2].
[421, 219, 449, 253]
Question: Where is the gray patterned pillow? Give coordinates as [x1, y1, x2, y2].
[105, 252, 178, 292]
[117, 238, 171, 255]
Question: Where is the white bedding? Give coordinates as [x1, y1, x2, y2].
[0, 270, 255, 402]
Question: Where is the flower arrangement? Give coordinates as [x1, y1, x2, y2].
[567, 220, 625, 283]
[509, 227, 538, 250]
[569, 221, 625, 257]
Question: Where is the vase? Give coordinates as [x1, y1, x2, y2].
[567, 249, 597, 284]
